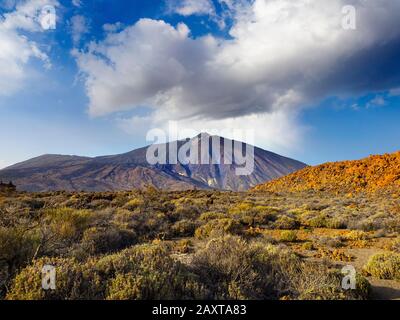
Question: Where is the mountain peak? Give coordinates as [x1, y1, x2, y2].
[0, 138, 306, 192]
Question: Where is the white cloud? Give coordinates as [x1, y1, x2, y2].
[119, 110, 306, 154]
[76, 0, 400, 149]
[70, 15, 89, 45]
[103, 22, 123, 33]
[72, 0, 81, 7]
[366, 96, 386, 109]
[168, 0, 215, 16]
[0, 0, 58, 96]
[3, 0, 58, 31]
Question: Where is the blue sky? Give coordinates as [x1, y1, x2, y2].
[1, 0, 400, 168]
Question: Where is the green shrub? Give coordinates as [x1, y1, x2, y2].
[77, 226, 137, 257]
[43, 208, 94, 240]
[274, 216, 300, 230]
[354, 274, 372, 300]
[0, 227, 39, 298]
[326, 218, 347, 229]
[229, 204, 277, 226]
[346, 231, 369, 241]
[171, 220, 197, 238]
[103, 244, 206, 300]
[0, 227, 39, 271]
[199, 212, 226, 222]
[7, 244, 207, 300]
[308, 214, 328, 228]
[279, 231, 298, 242]
[191, 236, 286, 299]
[6, 257, 103, 300]
[123, 198, 144, 210]
[194, 219, 242, 239]
[191, 236, 357, 300]
[363, 253, 400, 280]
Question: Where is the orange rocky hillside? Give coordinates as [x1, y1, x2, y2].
[253, 151, 400, 194]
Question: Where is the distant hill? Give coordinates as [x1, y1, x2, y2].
[253, 151, 400, 194]
[0, 134, 306, 192]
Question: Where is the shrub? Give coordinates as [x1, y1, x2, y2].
[121, 210, 171, 241]
[123, 198, 144, 210]
[346, 231, 369, 241]
[326, 218, 347, 229]
[171, 220, 197, 238]
[354, 274, 372, 300]
[173, 206, 201, 220]
[274, 216, 300, 230]
[229, 204, 277, 226]
[42, 208, 94, 241]
[6, 257, 103, 300]
[316, 236, 344, 248]
[0, 227, 39, 298]
[279, 231, 298, 242]
[363, 253, 400, 280]
[301, 242, 315, 251]
[308, 214, 328, 228]
[0, 227, 39, 272]
[199, 212, 226, 222]
[391, 238, 400, 253]
[191, 236, 357, 300]
[191, 236, 287, 299]
[76, 226, 137, 257]
[7, 244, 207, 300]
[103, 244, 206, 300]
[194, 219, 242, 239]
[173, 239, 192, 254]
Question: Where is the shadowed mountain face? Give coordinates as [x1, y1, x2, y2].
[0, 134, 306, 192]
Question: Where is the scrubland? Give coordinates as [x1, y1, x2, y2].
[1, 188, 399, 300]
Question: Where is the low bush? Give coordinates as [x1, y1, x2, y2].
[346, 231, 369, 241]
[274, 216, 300, 230]
[6, 257, 103, 300]
[363, 253, 400, 280]
[104, 244, 206, 300]
[191, 236, 362, 300]
[123, 198, 144, 210]
[199, 212, 226, 222]
[308, 214, 328, 228]
[171, 220, 197, 238]
[0, 227, 39, 298]
[194, 219, 242, 239]
[326, 218, 347, 229]
[76, 226, 137, 257]
[279, 230, 298, 242]
[42, 208, 94, 241]
[7, 244, 207, 300]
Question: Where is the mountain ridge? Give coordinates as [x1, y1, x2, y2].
[0, 134, 307, 192]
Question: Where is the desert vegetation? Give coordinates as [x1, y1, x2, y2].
[1, 186, 399, 300]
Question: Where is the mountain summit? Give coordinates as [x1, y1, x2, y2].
[0, 134, 306, 192]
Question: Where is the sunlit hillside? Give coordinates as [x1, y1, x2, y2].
[254, 152, 400, 194]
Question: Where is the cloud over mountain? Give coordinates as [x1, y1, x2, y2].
[74, 0, 400, 140]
